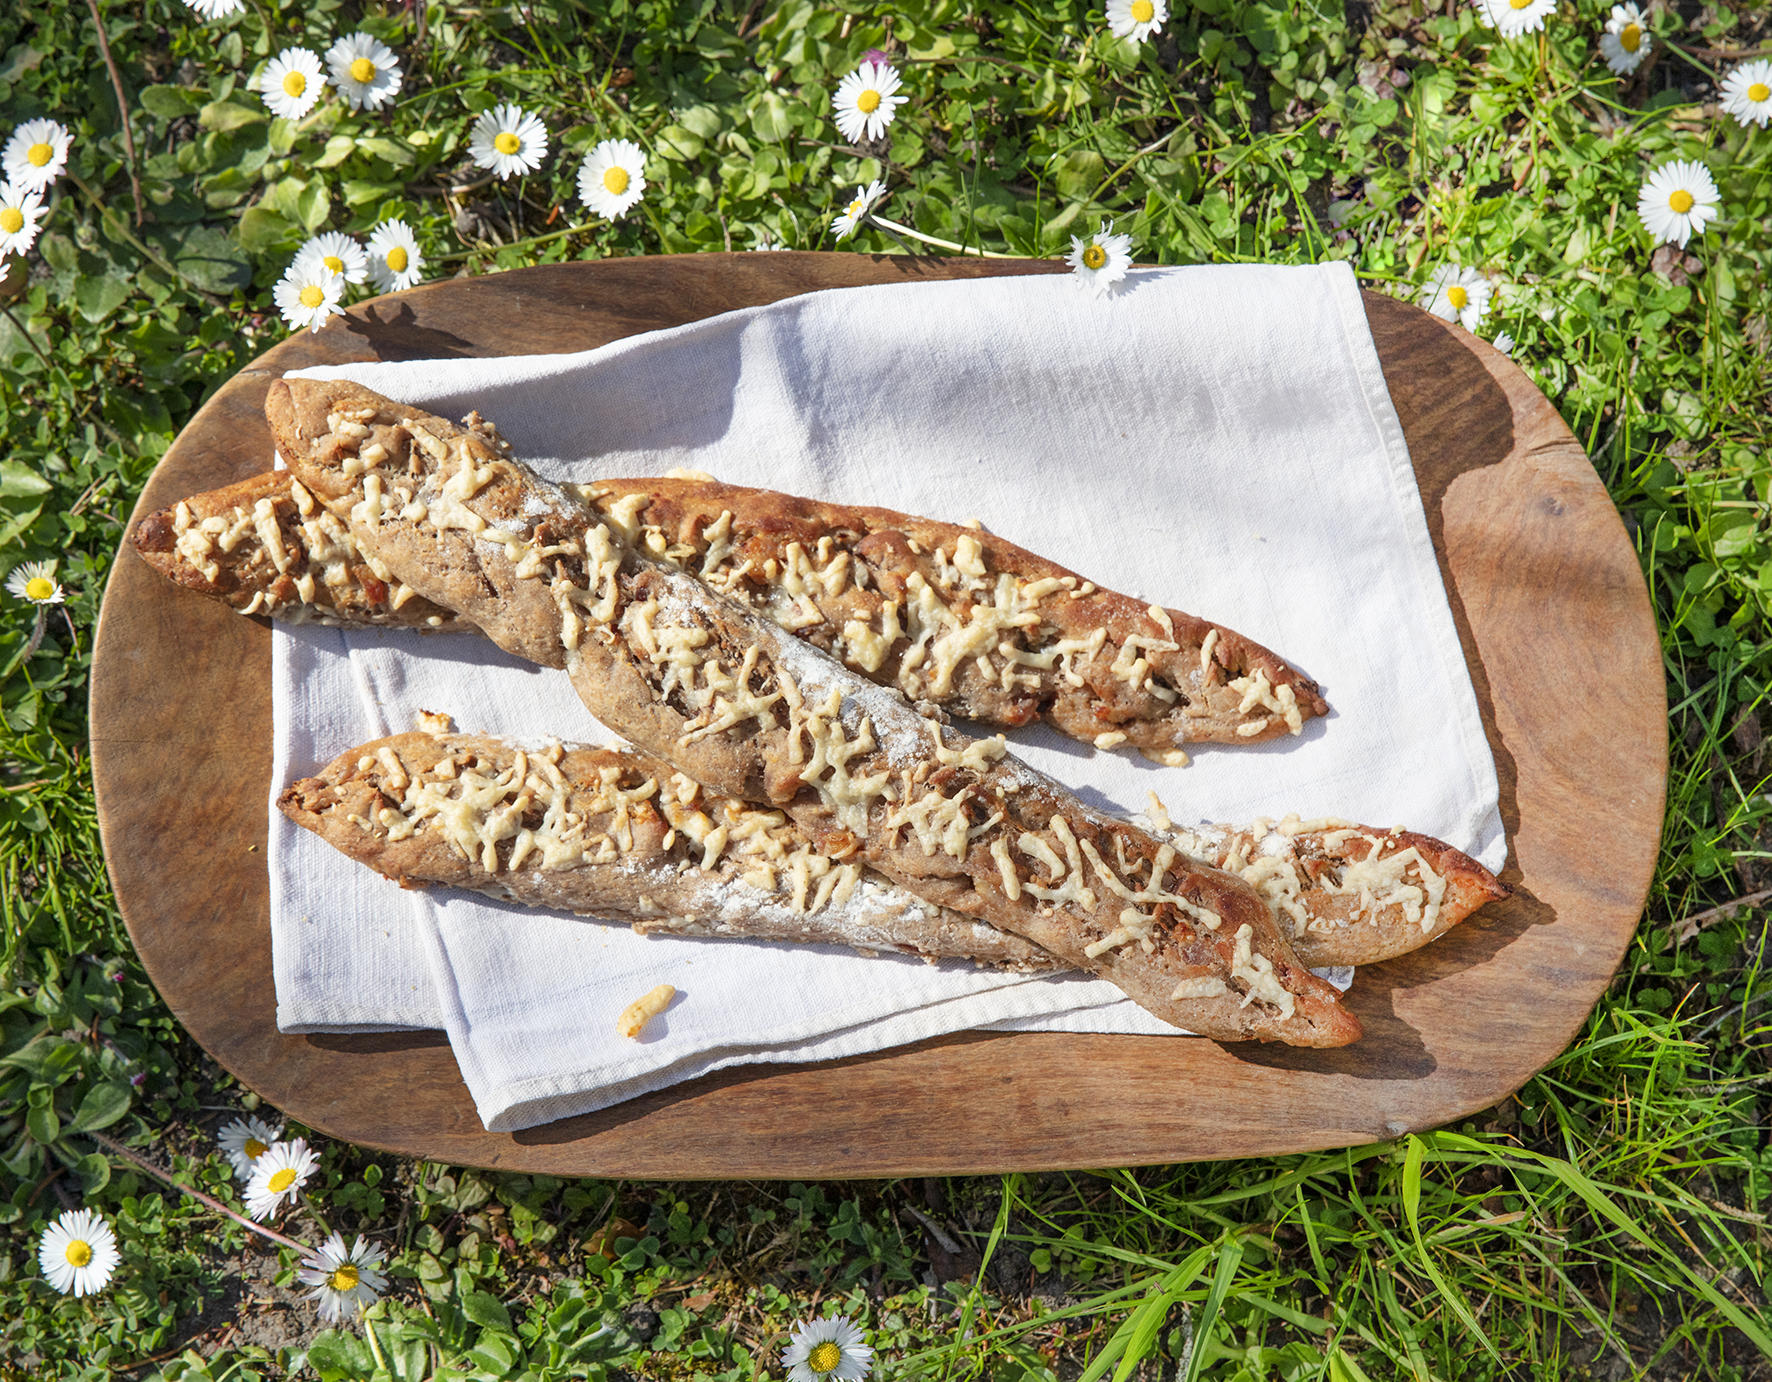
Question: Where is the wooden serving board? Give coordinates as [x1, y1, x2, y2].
[90, 254, 1665, 1177]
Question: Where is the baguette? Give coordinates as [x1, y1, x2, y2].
[130, 471, 463, 629]
[284, 726, 1502, 970]
[269, 377, 1361, 1046]
[136, 461, 1325, 752]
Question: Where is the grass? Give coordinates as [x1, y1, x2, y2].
[0, 0, 1770, 1376]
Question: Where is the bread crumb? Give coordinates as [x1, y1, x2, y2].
[618, 984, 676, 1039]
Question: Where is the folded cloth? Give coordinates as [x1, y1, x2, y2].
[268, 261, 1505, 1131]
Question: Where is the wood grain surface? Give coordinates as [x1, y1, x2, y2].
[89, 254, 1666, 1177]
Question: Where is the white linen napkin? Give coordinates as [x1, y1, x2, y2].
[268, 262, 1505, 1132]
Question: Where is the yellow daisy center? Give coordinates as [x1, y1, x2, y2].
[329, 1264, 360, 1291]
[602, 166, 630, 194]
[1668, 189, 1695, 214]
[1751, 83, 1772, 104]
[1082, 243, 1107, 270]
[1620, 24, 1641, 51]
[24, 576, 55, 601]
[806, 1341, 843, 1374]
[1509, 0, 1531, 9]
[350, 57, 377, 83]
[0, 207, 23, 234]
[386, 245, 408, 272]
[282, 70, 307, 98]
[848, 198, 864, 217]
[27, 142, 52, 167]
[1131, 0, 1155, 21]
[267, 1167, 298, 1192]
[1447, 285, 1469, 310]
[494, 131, 521, 155]
[243, 1137, 268, 1159]
[64, 1239, 93, 1268]
[322, 254, 344, 273]
[856, 89, 881, 114]
[299, 284, 325, 309]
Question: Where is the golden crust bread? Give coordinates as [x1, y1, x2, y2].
[270, 376, 1361, 1047]
[280, 729, 1060, 969]
[580, 476, 1325, 752]
[284, 727, 1501, 971]
[129, 471, 464, 629]
[140, 459, 1324, 752]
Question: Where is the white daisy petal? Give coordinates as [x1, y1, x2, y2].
[0, 181, 45, 258]
[1636, 159, 1720, 249]
[1599, 4, 1650, 75]
[1106, 0, 1169, 43]
[782, 1315, 874, 1382]
[1419, 265, 1492, 330]
[366, 218, 424, 292]
[217, 1114, 284, 1181]
[1491, 331, 1516, 355]
[297, 1231, 389, 1323]
[6, 559, 64, 606]
[292, 231, 369, 285]
[576, 139, 648, 219]
[1720, 60, 1772, 130]
[258, 47, 327, 122]
[831, 61, 906, 143]
[183, 0, 245, 17]
[243, 1137, 320, 1219]
[326, 33, 404, 113]
[830, 179, 887, 240]
[2, 119, 71, 193]
[273, 263, 347, 335]
[38, 1208, 120, 1297]
[468, 103, 548, 180]
[1065, 219, 1135, 297]
[1477, 0, 1556, 39]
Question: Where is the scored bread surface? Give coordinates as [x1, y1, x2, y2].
[286, 728, 1502, 970]
[269, 376, 1363, 1046]
[139, 458, 1325, 751]
[130, 470, 463, 628]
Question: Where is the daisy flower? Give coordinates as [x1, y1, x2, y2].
[831, 61, 905, 143]
[576, 139, 647, 219]
[297, 1232, 389, 1323]
[366, 218, 424, 292]
[2, 119, 71, 193]
[1478, 0, 1556, 39]
[830, 179, 886, 240]
[752, 231, 789, 251]
[0, 181, 44, 258]
[1066, 220, 1134, 297]
[1599, 4, 1651, 75]
[182, 0, 244, 17]
[1107, 0, 1169, 43]
[258, 47, 326, 122]
[326, 33, 403, 113]
[7, 559, 64, 605]
[1720, 60, 1772, 130]
[1637, 160, 1720, 248]
[292, 231, 369, 285]
[1421, 265, 1492, 330]
[782, 1315, 873, 1382]
[468, 103, 547, 180]
[217, 1114, 283, 1181]
[38, 1208, 120, 1297]
[273, 263, 346, 335]
[1491, 330, 1516, 355]
[244, 1137, 319, 1220]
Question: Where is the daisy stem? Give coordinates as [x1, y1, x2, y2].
[81, 0, 144, 227]
[86, 1131, 312, 1257]
[865, 215, 1021, 259]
